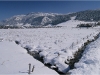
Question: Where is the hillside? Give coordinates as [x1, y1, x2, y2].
[1, 9, 100, 28]
[0, 12, 70, 27]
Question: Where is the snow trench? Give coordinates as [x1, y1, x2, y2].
[15, 40, 64, 74]
[66, 32, 100, 74]
[68, 33, 100, 68]
[14, 32, 100, 74]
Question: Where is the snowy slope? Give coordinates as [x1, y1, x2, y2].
[57, 16, 96, 27]
[0, 41, 58, 74]
[41, 16, 52, 25]
[69, 34, 100, 75]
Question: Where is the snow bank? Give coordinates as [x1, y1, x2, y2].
[69, 34, 100, 75]
[0, 41, 58, 74]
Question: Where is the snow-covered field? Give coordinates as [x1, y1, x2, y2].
[0, 18, 100, 74]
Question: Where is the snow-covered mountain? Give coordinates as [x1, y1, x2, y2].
[0, 12, 70, 27]
[1, 9, 100, 28]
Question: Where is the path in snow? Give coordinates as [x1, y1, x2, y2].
[69, 34, 100, 75]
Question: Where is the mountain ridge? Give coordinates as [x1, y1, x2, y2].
[1, 9, 100, 28]
[0, 12, 70, 26]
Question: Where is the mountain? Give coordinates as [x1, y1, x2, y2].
[0, 12, 70, 27]
[1, 9, 100, 28]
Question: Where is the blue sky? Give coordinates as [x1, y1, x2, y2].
[0, 1, 100, 21]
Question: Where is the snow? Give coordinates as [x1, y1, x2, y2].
[31, 12, 59, 16]
[16, 23, 23, 26]
[9, 15, 25, 21]
[41, 16, 52, 25]
[44, 24, 52, 27]
[0, 41, 58, 74]
[39, 51, 48, 57]
[27, 12, 58, 18]
[23, 23, 31, 27]
[69, 34, 100, 75]
[0, 17, 100, 74]
[24, 45, 33, 50]
[52, 56, 70, 73]
[15, 17, 22, 21]
[57, 16, 96, 28]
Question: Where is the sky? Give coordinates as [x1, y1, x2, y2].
[1, 1, 100, 21]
